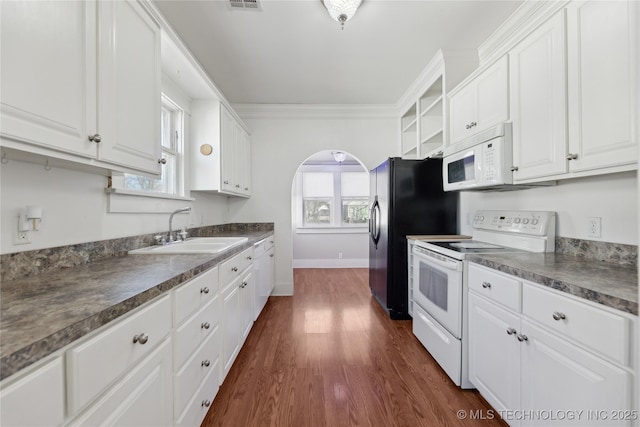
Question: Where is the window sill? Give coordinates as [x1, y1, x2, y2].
[296, 227, 368, 234]
[106, 188, 195, 214]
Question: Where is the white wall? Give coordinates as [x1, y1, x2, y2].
[292, 232, 369, 268]
[460, 171, 638, 245]
[227, 114, 399, 295]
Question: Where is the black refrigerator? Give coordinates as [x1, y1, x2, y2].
[369, 157, 458, 319]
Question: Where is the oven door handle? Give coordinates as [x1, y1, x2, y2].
[413, 249, 462, 272]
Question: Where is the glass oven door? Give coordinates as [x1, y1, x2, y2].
[412, 246, 463, 338]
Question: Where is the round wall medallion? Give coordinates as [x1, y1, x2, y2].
[200, 144, 213, 156]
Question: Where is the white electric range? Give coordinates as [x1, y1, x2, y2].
[411, 210, 556, 388]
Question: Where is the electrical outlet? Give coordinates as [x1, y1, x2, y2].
[338, 252, 343, 259]
[13, 230, 31, 245]
[587, 217, 602, 238]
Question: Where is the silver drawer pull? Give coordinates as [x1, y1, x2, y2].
[132, 333, 149, 345]
[247, 256, 253, 260]
[481, 282, 491, 289]
[200, 287, 210, 294]
[232, 266, 238, 272]
[516, 333, 528, 342]
[201, 322, 210, 330]
[202, 360, 211, 367]
[202, 400, 211, 408]
[506, 327, 517, 336]
[552, 312, 566, 321]
[269, 254, 274, 258]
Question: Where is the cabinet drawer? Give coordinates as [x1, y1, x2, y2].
[0, 356, 65, 427]
[220, 247, 253, 285]
[468, 263, 521, 311]
[174, 325, 221, 417]
[174, 266, 219, 326]
[174, 295, 221, 369]
[67, 295, 172, 415]
[522, 283, 630, 366]
[67, 338, 173, 427]
[175, 358, 220, 427]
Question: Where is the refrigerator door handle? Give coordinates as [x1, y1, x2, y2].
[372, 200, 381, 244]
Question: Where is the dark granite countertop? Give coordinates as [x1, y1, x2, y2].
[0, 230, 273, 380]
[468, 253, 638, 315]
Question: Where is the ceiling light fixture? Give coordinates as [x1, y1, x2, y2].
[332, 151, 347, 163]
[322, 0, 362, 30]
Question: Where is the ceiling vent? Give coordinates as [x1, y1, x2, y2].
[229, 0, 261, 10]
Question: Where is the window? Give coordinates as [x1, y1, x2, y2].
[299, 166, 369, 229]
[123, 94, 183, 196]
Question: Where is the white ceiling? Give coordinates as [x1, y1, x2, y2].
[153, 0, 522, 105]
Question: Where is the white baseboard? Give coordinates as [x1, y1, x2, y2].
[292, 258, 369, 269]
[272, 281, 293, 296]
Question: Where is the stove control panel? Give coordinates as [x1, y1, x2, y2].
[473, 210, 556, 236]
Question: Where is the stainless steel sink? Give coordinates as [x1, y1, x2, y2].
[128, 237, 248, 255]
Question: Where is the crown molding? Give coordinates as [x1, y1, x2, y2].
[395, 48, 478, 115]
[231, 103, 399, 120]
[477, 0, 570, 67]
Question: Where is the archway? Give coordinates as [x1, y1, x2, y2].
[290, 150, 370, 271]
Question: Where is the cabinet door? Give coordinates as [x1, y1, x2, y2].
[242, 130, 252, 196]
[566, 0, 638, 172]
[97, 0, 161, 174]
[233, 121, 244, 194]
[0, 1, 97, 158]
[0, 357, 65, 427]
[521, 321, 633, 427]
[240, 271, 254, 343]
[68, 339, 173, 427]
[475, 56, 509, 134]
[468, 293, 521, 421]
[220, 106, 236, 193]
[511, 11, 568, 181]
[449, 83, 476, 145]
[221, 279, 241, 378]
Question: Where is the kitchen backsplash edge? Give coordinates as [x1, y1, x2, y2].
[555, 237, 637, 267]
[0, 223, 274, 282]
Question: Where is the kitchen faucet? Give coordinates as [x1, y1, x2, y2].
[168, 207, 191, 243]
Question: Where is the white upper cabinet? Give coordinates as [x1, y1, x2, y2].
[449, 56, 509, 145]
[0, 0, 161, 175]
[510, 11, 568, 181]
[0, 1, 97, 158]
[96, 0, 162, 175]
[191, 101, 251, 198]
[566, 0, 638, 173]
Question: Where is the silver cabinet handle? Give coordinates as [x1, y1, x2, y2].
[133, 333, 148, 345]
[88, 134, 102, 143]
[201, 322, 210, 330]
[235, 184, 241, 188]
[481, 282, 491, 289]
[232, 267, 238, 272]
[510, 166, 519, 172]
[506, 327, 517, 336]
[202, 360, 211, 367]
[201, 287, 210, 294]
[566, 153, 578, 160]
[158, 158, 167, 164]
[516, 333, 528, 342]
[465, 123, 471, 130]
[247, 256, 253, 260]
[552, 312, 566, 321]
[244, 187, 249, 191]
[224, 180, 229, 185]
[239, 281, 247, 289]
[470, 121, 477, 127]
[269, 254, 274, 258]
[202, 400, 211, 408]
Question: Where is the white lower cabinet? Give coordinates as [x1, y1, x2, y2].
[468, 293, 521, 418]
[0, 356, 65, 427]
[468, 263, 636, 427]
[0, 241, 266, 426]
[68, 338, 173, 427]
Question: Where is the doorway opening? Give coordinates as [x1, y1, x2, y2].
[290, 150, 370, 269]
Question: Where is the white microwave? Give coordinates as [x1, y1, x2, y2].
[442, 123, 513, 191]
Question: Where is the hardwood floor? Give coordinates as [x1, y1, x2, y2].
[202, 268, 504, 427]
